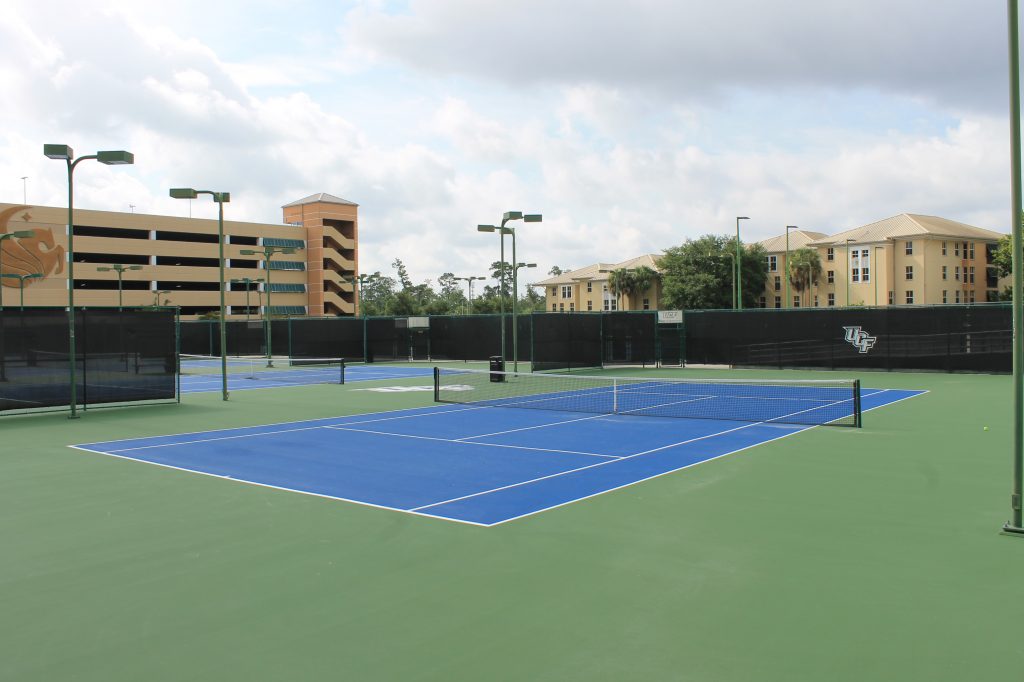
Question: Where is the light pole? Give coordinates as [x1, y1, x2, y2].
[785, 225, 798, 308]
[874, 245, 883, 306]
[514, 262, 537, 318]
[845, 238, 856, 307]
[736, 217, 749, 309]
[152, 289, 172, 307]
[454, 275, 486, 314]
[0, 273, 43, 309]
[357, 274, 372, 316]
[1007, 0, 1024, 535]
[45, 144, 134, 418]
[478, 211, 542, 372]
[231, 277, 264, 321]
[171, 187, 230, 401]
[96, 264, 143, 310]
[0, 229, 36, 310]
[239, 245, 300, 366]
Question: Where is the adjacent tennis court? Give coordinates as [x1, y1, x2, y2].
[74, 374, 923, 525]
[179, 355, 434, 393]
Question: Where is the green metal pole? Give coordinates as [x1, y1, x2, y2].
[218, 200, 228, 400]
[874, 246, 880, 306]
[67, 159, 78, 418]
[265, 248, 273, 367]
[20, 279, 25, 310]
[785, 228, 791, 308]
[499, 231, 506, 365]
[1006, 0, 1024, 534]
[846, 240, 852, 307]
[735, 218, 742, 310]
[511, 228, 519, 372]
[117, 268, 124, 311]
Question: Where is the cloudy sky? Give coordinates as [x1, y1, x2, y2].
[0, 0, 1014, 291]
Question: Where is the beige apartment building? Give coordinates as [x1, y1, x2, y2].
[757, 214, 1006, 308]
[535, 254, 662, 312]
[0, 192, 358, 318]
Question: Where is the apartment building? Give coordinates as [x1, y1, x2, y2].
[535, 254, 662, 312]
[757, 214, 1006, 308]
[0, 192, 358, 318]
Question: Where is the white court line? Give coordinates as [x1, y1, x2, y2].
[487, 388, 923, 526]
[411, 389, 886, 513]
[454, 413, 609, 441]
[66, 444, 489, 528]
[320, 425, 619, 459]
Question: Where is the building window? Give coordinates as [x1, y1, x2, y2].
[827, 270, 835, 284]
[955, 243, 960, 257]
[969, 242, 975, 259]
[827, 293, 835, 306]
[827, 247, 834, 261]
[552, 303, 557, 311]
[559, 303, 564, 311]
[942, 241, 947, 256]
[969, 291, 976, 303]
[569, 302, 574, 311]
[942, 265, 947, 280]
[642, 298, 650, 310]
[793, 296, 801, 308]
[852, 268, 860, 283]
[905, 290, 914, 305]
[888, 291, 894, 305]
[550, 286, 556, 296]
[942, 290, 948, 304]
[587, 281, 592, 293]
[774, 296, 781, 308]
[955, 266, 961, 281]
[560, 285, 572, 299]
[969, 266, 975, 284]
[955, 290, 961, 304]
[905, 241, 913, 255]
[767, 255, 778, 272]
[587, 300, 593, 311]
[905, 266, 913, 280]
[759, 296, 767, 308]
[860, 249, 870, 282]
[814, 295, 819, 307]
[774, 275, 781, 291]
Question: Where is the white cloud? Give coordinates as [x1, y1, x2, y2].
[0, 0, 1013, 289]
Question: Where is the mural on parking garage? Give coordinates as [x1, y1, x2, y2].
[0, 205, 64, 290]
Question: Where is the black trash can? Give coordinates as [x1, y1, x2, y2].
[489, 355, 504, 382]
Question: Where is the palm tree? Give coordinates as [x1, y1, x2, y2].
[788, 248, 823, 302]
[630, 266, 659, 308]
[607, 268, 632, 311]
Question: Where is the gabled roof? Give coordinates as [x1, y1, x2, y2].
[807, 214, 1004, 246]
[282, 193, 359, 208]
[757, 230, 829, 254]
[534, 254, 662, 286]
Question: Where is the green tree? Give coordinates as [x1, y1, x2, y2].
[392, 258, 413, 290]
[548, 266, 565, 276]
[630, 265, 659, 308]
[993, 235, 1012, 278]
[787, 247, 823, 298]
[660, 234, 768, 310]
[359, 272, 397, 316]
[607, 268, 632, 310]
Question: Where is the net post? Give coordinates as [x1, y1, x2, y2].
[339, 359, 346, 385]
[854, 379, 862, 428]
[613, 378, 618, 413]
[433, 366, 440, 402]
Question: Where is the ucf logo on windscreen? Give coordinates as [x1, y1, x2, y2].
[843, 326, 878, 354]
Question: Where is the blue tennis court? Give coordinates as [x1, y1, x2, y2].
[180, 361, 434, 393]
[73, 385, 924, 526]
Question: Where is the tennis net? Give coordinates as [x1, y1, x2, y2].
[180, 355, 346, 385]
[434, 367, 861, 427]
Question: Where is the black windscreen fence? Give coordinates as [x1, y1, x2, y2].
[685, 304, 1011, 372]
[602, 312, 657, 365]
[1, 308, 177, 414]
[532, 313, 602, 371]
[289, 317, 364, 359]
